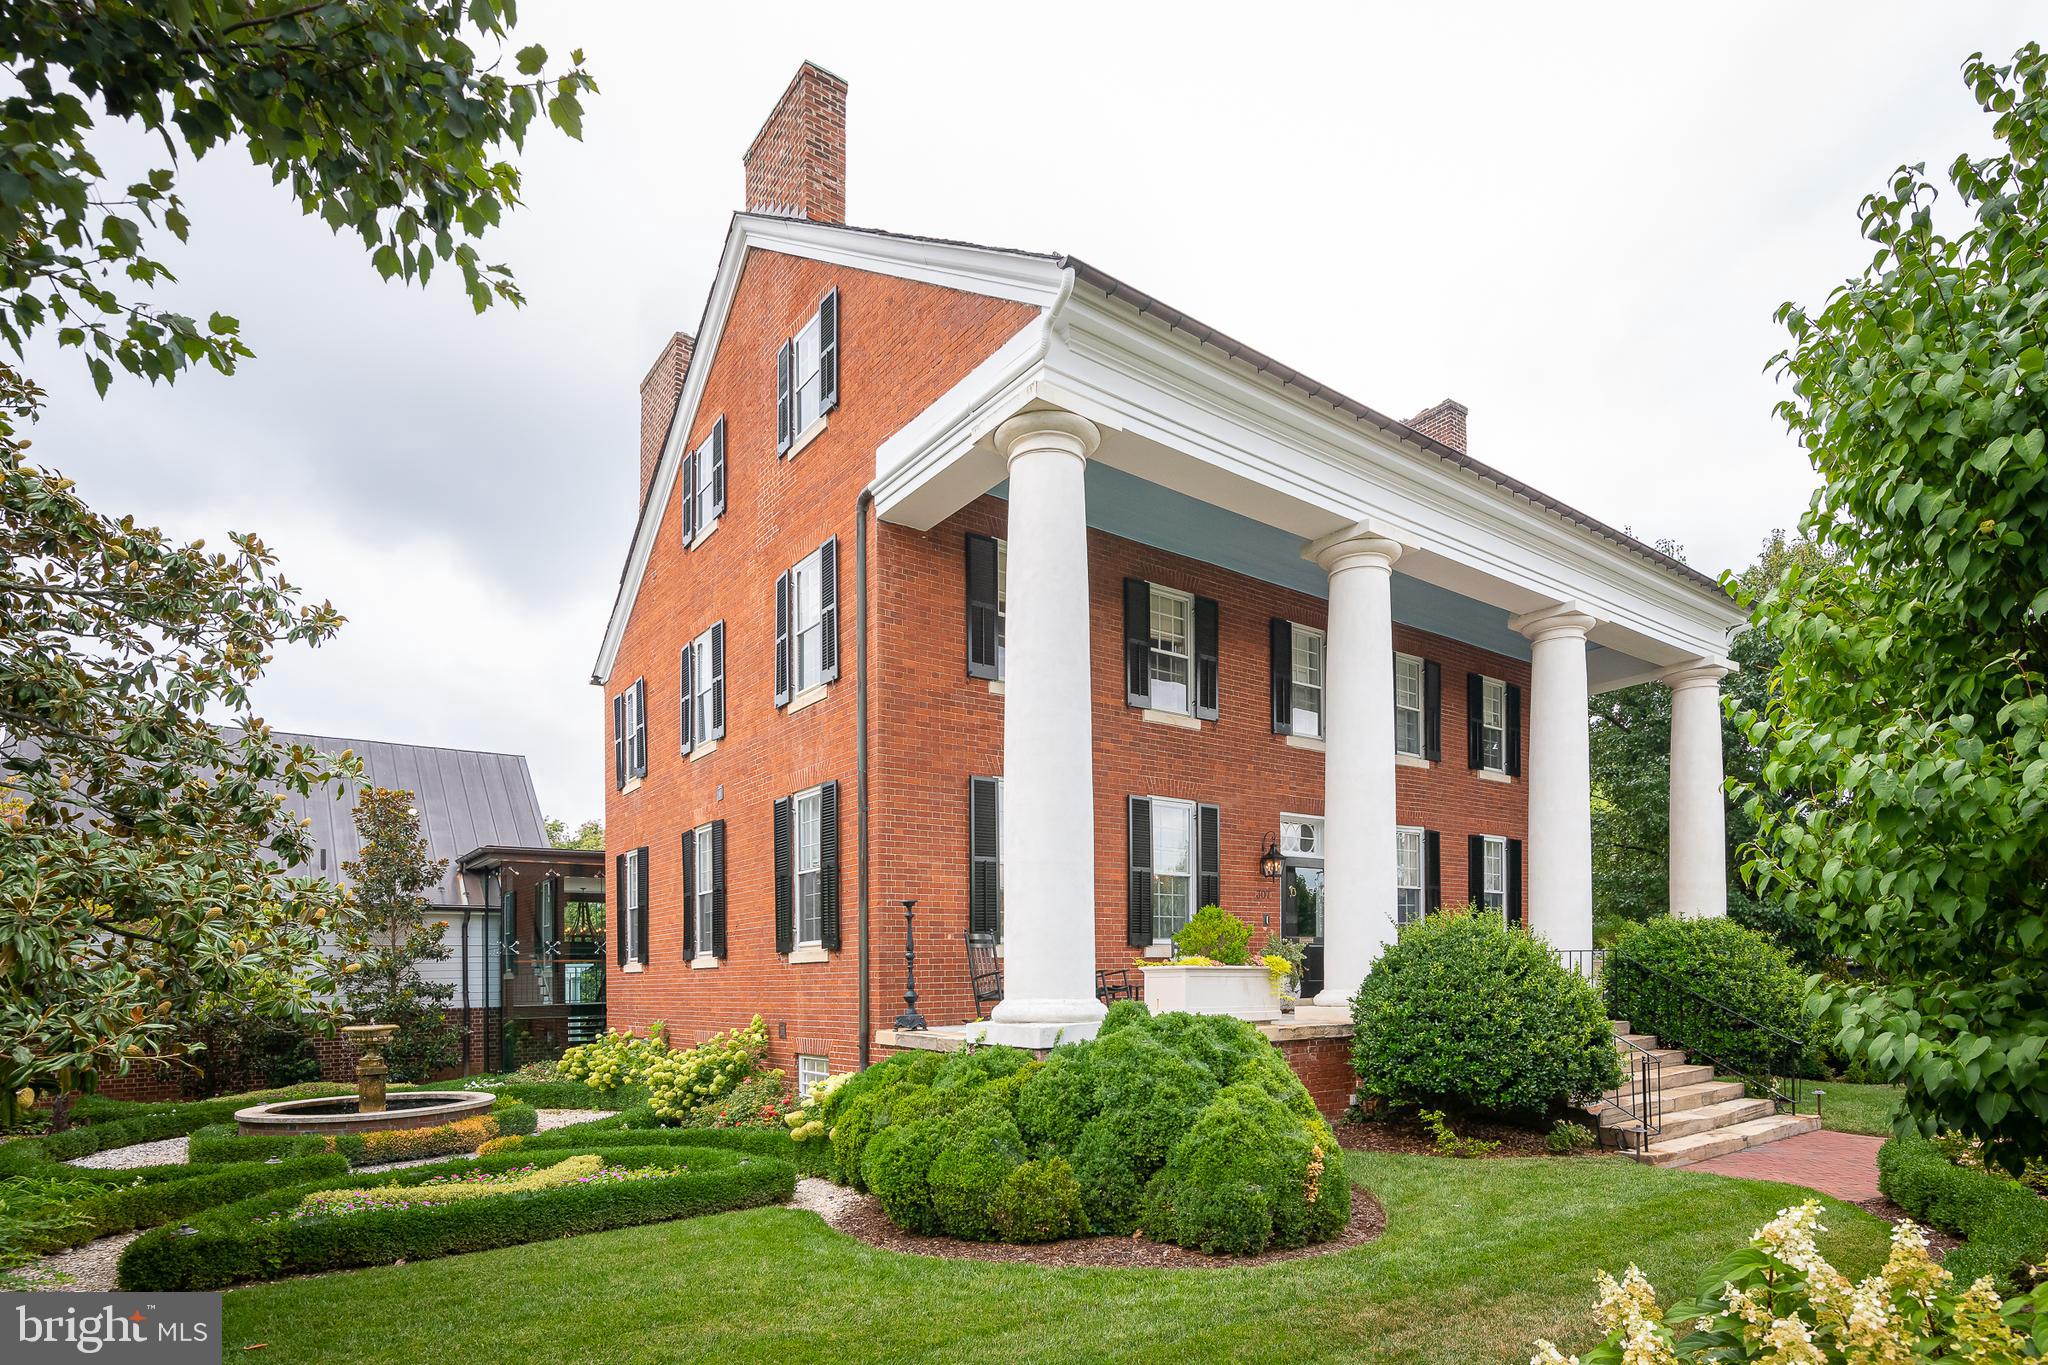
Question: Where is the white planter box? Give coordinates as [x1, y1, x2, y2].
[1140, 964, 1283, 1022]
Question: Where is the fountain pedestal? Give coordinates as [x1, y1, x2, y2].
[343, 1023, 400, 1114]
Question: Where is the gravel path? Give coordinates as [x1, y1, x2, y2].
[788, 1176, 865, 1221]
[1, 1232, 141, 1294]
[65, 1136, 187, 1169]
[535, 1108, 614, 1132]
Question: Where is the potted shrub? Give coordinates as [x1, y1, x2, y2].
[1139, 906, 1289, 1021]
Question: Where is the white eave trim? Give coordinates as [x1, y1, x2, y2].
[590, 216, 1068, 684]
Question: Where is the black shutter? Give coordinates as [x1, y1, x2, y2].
[776, 340, 794, 454]
[818, 780, 841, 949]
[819, 287, 840, 414]
[1466, 673, 1484, 770]
[1197, 803, 1222, 909]
[1467, 835, 1484, 908]
[1193, 596, 1220, 722]
[709, 622, 726, 740]
[710, 417, 726, 520]
[680, 451, 697, 543]
[678, 645, 694, 755]
[634, 845, 650, 965]
[608, 691, 621, 788]
[773, 797, 794, 953]
[1505, 684, 1523, 778]
[1423, 829, 1442, 913]
[1269, 618, 1292, 735]
[965, 534, 1000, 680]
[968, 777, 1002, 939]
[774, 571, 791, 707]
[818, 537, 840, 684]
[632, 678, 648, 777]
[1123, 578, 1151, 708]
[711, 820, 728, 959]
[615, 852, 627, 966]
[1127, 796, 1154, 946]
[681, 830, 696, 961]
[1423, 660, 1443, 762]
[1507, 838, 1524, 928]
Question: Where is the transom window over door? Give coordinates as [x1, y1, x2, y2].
[794, 787, 823, 945]
[1291, 627, 1325, 737]
[1148, 587, 1193, 714]
[1281, 816, 1322, 858]
[1150, 797, 1195, 942]
[1395, 827, 1425, 925]
[1395, 653, 1425, 756]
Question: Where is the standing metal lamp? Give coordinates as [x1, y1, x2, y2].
[894, 899, 928, 1031]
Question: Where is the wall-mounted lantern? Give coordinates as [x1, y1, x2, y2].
[1258, 835, 1286, 880]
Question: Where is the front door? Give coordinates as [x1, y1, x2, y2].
[1282, 864, 1325, 1000]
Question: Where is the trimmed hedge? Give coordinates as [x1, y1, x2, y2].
[1351, 910, 1621, 1119]
[0, 1084, 352, 1174]
[11, 1155, 351, 1256]
[116, 1144, 795, 1290]
[512, 1124, 837, 1179]
[393, 1079, 646, 1111]
[1877, 1134, 2048, 1291]
[1603, 917, 1823, 1081]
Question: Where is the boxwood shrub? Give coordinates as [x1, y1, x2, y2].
[1603, 916, 1823, 1082]
[1878, 1134, 2048, 1291]
[116, 1144, 795, 1291]
[12, 1155, 351, 1256]
[0, 1084, 353, 1174]
[510, 1123, 838, 1179]
[1351, 910, 1621, 1119]
[812, 1010, 1350, 1255]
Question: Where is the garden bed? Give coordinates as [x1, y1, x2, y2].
[1335, 1114, 1600, 1160]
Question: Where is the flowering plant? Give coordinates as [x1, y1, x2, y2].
[784, 1070, 851, 1142]
[1531, 1199, 2048, 1363]
[556, 1022, 668, 1091]
[642, 1016, 770, 1121]
[269, 1155, 689, 1221]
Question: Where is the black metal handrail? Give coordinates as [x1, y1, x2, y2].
[1605, 948, 1804, 1112]
[1605, 1031, 1664, 1153]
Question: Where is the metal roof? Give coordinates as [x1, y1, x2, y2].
[268, 731, 549, 907]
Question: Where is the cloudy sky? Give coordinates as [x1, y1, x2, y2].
[22, 3, 2041, 829]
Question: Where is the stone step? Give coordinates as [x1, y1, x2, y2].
[1613, 1032, 1661, 1051]
[1615, 1044, 1686, 1066]
[1604, 1061, 1715, 1095]
[1598, 1078, 1745, 1117]
[1609, 1019, 1631, 1036]
[1629, 1112, 1823, 1167]
[1599, 1096, 1777, 1144]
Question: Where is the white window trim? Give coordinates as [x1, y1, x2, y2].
[1280, 813, 1324, 859]
[793, 310, 826, 434]
[622, 849, 644, 972]
[1147, 584, 1196, 717]
[1394, 651, 1425, 758]
[1480, 675, 1508, 774]
[686, 430, 720, 547]
[1480, 834, 1508, 915]
[691, 824, 716, 961]
[796, 1054, 830, 1101]
[790, 547, 826, 696]
[683, 629, 715, 755]
[793, 785, 824, 948]
[1291, 623, 1326, 739]
[1149, 795, 1197, 946]
[1395, 825, 1425, 926]
[787, 410, 828, 459]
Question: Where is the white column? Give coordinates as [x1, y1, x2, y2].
[1510, 604, 1597, 955]
[1665, 661, 1731, 919]
[1306, 529, 1404, 1009]
[981, 409, 1105, 1047]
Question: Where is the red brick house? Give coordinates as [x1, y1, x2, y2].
[593, 64, 1744, 1107]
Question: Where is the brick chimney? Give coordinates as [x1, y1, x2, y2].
[1409, 398, 1468, 454]
[638, 332, 694, 507]
[743, 62, 848, 223]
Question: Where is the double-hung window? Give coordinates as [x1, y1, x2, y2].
[1480, 677, 1508, 772]
[1148, 587, 1194, 714]
[691, 824, 716, 958]
[1479, 835, 1507, 916]
[776, 290, 839, 454]
[680, 623, 724, 752]
[612, 679, 647, 788]
[681, 419, 725, 545]
[796, 1055, 829, 1101]
[966, 535, 1009, 681]
[1395, 653, 1425, 757]
[1395, 827, 1426, 925]
[1291, 626, 1326, 737]
[1150, 797, 1196, 943]
[620, 847, 645, 966]
[776, 540, 839, 706]
[794, 787, 823, 946]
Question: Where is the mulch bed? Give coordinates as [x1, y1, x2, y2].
[813, 1184, 1385, 1268]
[1853, 1196, 1964, 1260]
[1335, 1114, 1597, 1159]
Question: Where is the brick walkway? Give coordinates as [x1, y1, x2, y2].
[1689, 1128, 1884, 1203]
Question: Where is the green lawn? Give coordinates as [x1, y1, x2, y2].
[220, 1151, 1891, 1365]
[1799, 1081, 1905, 1137]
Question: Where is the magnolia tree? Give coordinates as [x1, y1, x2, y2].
[1741, 44, 2048, 1171]
[334, 789, 461, 1082]
[0, 3, 590, 1114]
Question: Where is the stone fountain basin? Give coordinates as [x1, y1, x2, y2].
[233, 1091, 494, 1136]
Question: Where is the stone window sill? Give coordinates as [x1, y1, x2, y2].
[986, 678, 1005, 696]
[688, 737, 720, 763]
[786, 684, 828, 715]
[788, 944, 830, 965]
[1477, 768, 1514, 784]
[621, 775, 643, 795]
[689, 954, 720, 971]
[1284, 733, 1325, 753]
[1395, 753, 1432, 769]
[787, 414, 828, 459]
[1140, 707, 1201, 731]
[621, 961, 645, 974]
[1142, 944, 1172, 959]
[687, 515, 720, 549]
